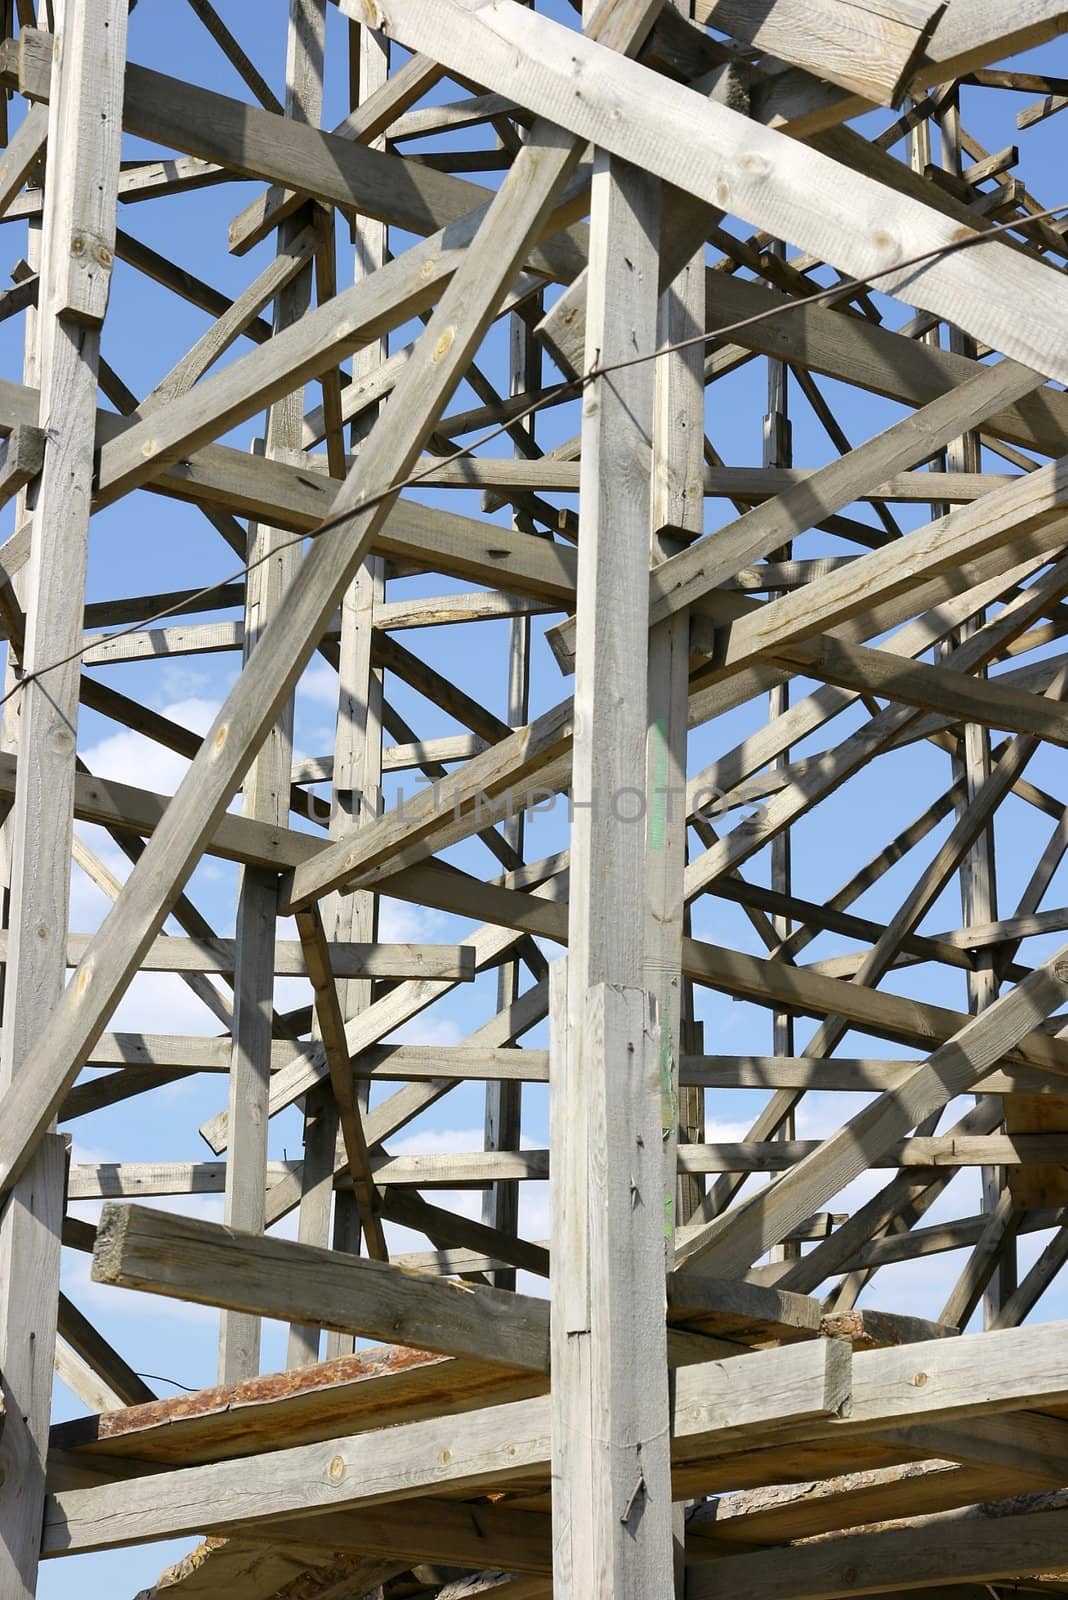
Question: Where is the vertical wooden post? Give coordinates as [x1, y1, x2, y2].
[647, 186, 705, 1596]
[0, 0, 127, 1590]
[764, 238, 799, 1266]
[221, 0, 325, 1383]
[322, 16, 390, 1356]
[938, 93, 1014, 1325]
[647, 195, 704, 1238]
[550, 965, 672, 1596]
[482, 275, 538, 1291]
[551, 147, 673, 1597]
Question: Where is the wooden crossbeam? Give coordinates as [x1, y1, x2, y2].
[681, 943, 1068, 1274]
[0, 929, 475, 980]
[687, 1497, 1068, 1600]
[4, 2, 1068, 1593]
[91, 1202, 552, 1373]
[357, 0, 1068, 379]
[692, 0, 943, 107]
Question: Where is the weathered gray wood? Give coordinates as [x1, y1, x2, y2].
[72, 1132, 1068, 1195]
[184, 0, 284, 114]
[227, 50, 445, 254]
[55, 1292, 154, 1409]
[678, 1055, 1056, 1096]
[991, 1219, 1068, 1329]
[685, 944, 1068, 1274]
[47, 1321, 1068, 1556]
[295, 903, 388, 1261]
[0, 749, 322, 869]
[43, 1336, 851, 1551]
[666, 1274, 822, 1337]
[480, 392, 534, 1287]
[687, 1497, 1068, 1600]
[915, 4, 1068, 88]
[219, 0, 324, 1387]
[684, 555, 1068, 899]
[242, 1498, 553, 1575]
[204, 904, 557, 1153]
[762, 634, 1068, 746]
[11, 30, 586, 285]
[647, 190, 705, 1246]
[313, 28, 392, 1352]
[548, 96, 675, 1584]
[91, 1201, 552, 1372]
[348, 0, 1068, 381]
[0, 2, 127, 1591]
[52, 1338, 128, 1418]
[0, 102, 48, 215]
[0, 423, 44, 507]
[0, 929, 474, 979]
[5, 3, 1068, 1590]
[0, 15, 597, 1197]
[692, 0, 942, 106]
[686, 662, 1068, 1257]
[139, 224, 317, 415]
[549, 358, 1048, 665]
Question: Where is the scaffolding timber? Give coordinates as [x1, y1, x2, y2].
[3, 0, 1068, 1596]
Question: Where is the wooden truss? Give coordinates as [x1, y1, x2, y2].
[3, 0, 1068, 1594]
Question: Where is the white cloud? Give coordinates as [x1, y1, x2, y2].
[378, 897, 451, 942]
[164, 697, 221, 736]
[79, 697, 221, 798]
[81, 725, 188, 797]
[106, 970, 228, 1035]
[391, 1124, 487, 1156]
[386, 1013, 463, 1047]
[297, 660, 338, 703]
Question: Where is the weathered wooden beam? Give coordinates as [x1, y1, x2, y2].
[0, 422, 44, 507]
[54, 1293, 154, 1409]
[43, 1337, 851, 1552]
[914, 4, 1068, 89]
[227, 51, 446, 254]
[91, 1202, 552, 1372]
[0, 750, 322, 870]
[295, 903, 389, 1262]
[0, 101, 48, 215]
[687, 1495, 1068, 1600]
[693, 0, 943, 107]
[0, 928, 475, 979]
[548, 358, 1048, 666]
[241, 1498, 553, 1575]
[546, 131, 675, 1590]
[352, 0, 1068, 381]
[683, 944, 1068, 1274]
[10, 29, 586, 284]
[762, 634, 1068, 747]
[0, 1, 127, 1590]
[68, 1132, 1068, 1197]
[219, 2, 329, 1386]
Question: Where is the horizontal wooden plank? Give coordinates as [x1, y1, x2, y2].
[91, 1203, 552, 1373]
[0, 931, 474, 981]
[0, 752, 321, 871]
[44, 1338, 850, 1551]
[48, 1347, 545, 1470]
[71, 1135, 1066, 1198]
[687, 1497, 1068, 1600]
[355, 0, 1068, 381]
[693, 0, 942, 106]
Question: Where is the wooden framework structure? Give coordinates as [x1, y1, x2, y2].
[3, 0, 1068, 1594]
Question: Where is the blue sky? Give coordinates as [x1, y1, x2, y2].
[3, 3, 1067, 1593]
